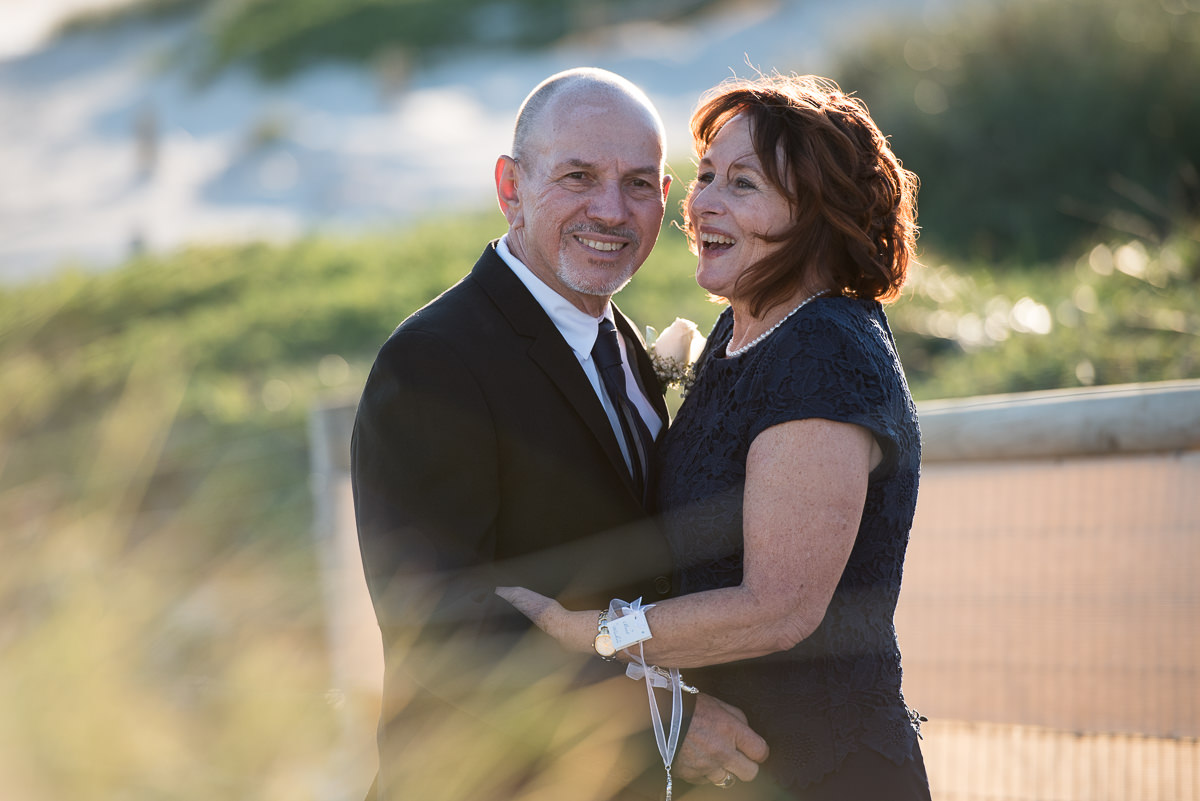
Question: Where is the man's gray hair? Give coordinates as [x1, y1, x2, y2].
[511, 67, 666, 162]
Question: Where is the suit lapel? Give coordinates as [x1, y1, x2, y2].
[470, 245, 641, 498]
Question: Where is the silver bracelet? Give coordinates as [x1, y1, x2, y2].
[649, 664, 699, 694]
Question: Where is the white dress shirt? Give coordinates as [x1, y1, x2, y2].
[496, 235, 662, 473]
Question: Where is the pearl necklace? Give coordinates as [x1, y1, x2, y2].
[725, 290, 830, 358]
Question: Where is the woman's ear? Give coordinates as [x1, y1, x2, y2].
[495, 155, 523, 228]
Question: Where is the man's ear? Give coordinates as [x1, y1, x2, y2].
[661, 173, 672, 204]
[495, 155, 523, 228]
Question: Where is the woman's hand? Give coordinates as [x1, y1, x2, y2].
[495, 586, 598, 654]
[495, 585, 560, 630]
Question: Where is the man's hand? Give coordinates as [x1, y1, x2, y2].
[675, 693, 769, 785]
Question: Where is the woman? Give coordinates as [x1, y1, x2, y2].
[499, 73, 928, 800]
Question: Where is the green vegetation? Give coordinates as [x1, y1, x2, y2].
[835, 0, 1200, 264]
[892, 234, 1199, 398]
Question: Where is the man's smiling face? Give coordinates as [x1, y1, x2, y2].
[503, 89, 670, 314]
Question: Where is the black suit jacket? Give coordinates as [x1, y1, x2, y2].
[352, 242, 675, 800]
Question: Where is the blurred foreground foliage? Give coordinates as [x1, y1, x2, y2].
[838, 0, 1200, 265]
[1, 206, 1197, 796]
[0, 214, 486, 800]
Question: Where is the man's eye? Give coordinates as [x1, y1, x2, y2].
[564, 171, 588, 181]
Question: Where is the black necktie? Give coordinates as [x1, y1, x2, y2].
[592, 318, 654, 497]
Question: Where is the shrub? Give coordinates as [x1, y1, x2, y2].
[834, 0, 1200, 264]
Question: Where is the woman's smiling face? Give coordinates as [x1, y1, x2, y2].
[686, 114, 795, 302]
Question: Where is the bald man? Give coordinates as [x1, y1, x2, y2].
[353, 68, 766, 801]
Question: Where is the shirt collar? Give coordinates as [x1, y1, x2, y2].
[496, 234, 611, 359]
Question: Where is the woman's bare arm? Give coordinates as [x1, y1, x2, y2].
[497, 417, 882, 668]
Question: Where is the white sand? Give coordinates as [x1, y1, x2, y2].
[0, 0, 964, 282]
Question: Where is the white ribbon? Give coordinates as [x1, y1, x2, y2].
[625, 661, 673, 688]
[609, 597, 683, 801]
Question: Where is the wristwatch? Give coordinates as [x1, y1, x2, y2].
[593, 610, 616, 661]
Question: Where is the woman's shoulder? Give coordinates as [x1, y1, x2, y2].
[775, 295, 889, 358]
[805, 294, 884, 327]
[759, 295, 908, 407]
[756, 296, 917, 458]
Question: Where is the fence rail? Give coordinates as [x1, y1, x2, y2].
[919, 379, 1200, 462]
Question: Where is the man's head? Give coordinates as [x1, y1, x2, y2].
[495, 68, 671, 316]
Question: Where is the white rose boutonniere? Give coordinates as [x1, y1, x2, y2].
[646, 318, 706, 395]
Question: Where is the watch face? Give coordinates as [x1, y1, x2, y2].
[594, 633, 616, 658]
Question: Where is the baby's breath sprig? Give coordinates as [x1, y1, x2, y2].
[648, 350, 696, 395]
[645, 318, 706, 396]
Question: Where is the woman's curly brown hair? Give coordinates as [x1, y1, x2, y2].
[684, 73, 919, 315]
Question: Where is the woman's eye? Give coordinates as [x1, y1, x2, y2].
[695, 171, 715, 184]
[735, 177, 758, 190]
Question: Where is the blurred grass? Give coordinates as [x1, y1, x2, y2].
[0, 342, 338, 799]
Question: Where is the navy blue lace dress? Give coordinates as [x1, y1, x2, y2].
[656, 296, 923, 792]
